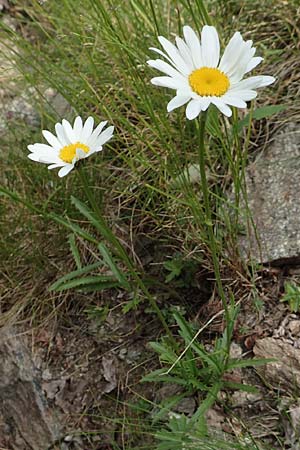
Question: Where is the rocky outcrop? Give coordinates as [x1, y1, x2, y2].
[0, 328, 61, 450]
[238, 122, 300, 264]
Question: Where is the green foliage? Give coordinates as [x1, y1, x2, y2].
[281, 282, 300, 312]
[156, 413, 260, 450]
[68, 233, 82, 269]
[84, 305, 109, 324]
[236, 104, 287, 133]
[163, 254, 198, 287]
[144, 308, 272, 439]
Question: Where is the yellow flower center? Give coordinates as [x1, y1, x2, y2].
[59, 142, 90, 163]
[188, 67, 230, 97]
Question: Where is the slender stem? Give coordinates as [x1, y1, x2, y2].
[197, 112, 230, 328]
[77, 166, 177, 346]
[77, 165, 102, 219]
[195, 0, 212, 25]
[77, 166, 131, 265]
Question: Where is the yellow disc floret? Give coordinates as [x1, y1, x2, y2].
[188, 67, 230, 97]
[59, 142, 90, 163]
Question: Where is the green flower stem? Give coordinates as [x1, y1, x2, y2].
[195, 0, 212, 26]
[77, 166, 177, 347]
[197, 112, 230, 330]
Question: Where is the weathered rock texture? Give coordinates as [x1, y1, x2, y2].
[239, 122, 300, 264]
[253, 336, 300, 391]
[253, 315, 300, 390]
[0, 17, 72, 137]
[0, 328, 61, 450]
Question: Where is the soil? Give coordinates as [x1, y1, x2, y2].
[2, 264, 299, 449]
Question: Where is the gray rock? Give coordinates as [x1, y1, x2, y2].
[253, 336, 300, 391]
[0, 26, 40, 136]
[231, 391, 262, 408]
[0, 0, 10, 12]
[0, 23, 72, 139]
[286, 402, 300, 448]
[0, 328, 62, 449]
[238, 123, 300, 264]
[278, 398, 300, 449]
[175, 397, 196, 416]
[44, 88, 73, 119]
[289, 320, 300, 337]
[0, 88, 40, 134]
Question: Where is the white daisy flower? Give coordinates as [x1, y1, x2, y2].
[147, 25, 275, 119]
[28, 116, 114, 177]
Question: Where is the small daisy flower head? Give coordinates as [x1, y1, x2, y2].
[28, 116, 114, 177]
[147, 25, 275, 119]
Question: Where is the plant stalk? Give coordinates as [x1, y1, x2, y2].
[197, 112, 230, 334]
[77, 166, 177, 346]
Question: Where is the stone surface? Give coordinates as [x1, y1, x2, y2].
[278, 398, 300, 449]
[253, 336, 300, 391]
[44, 88, 73, 119]
[0, 20, 72, 139]
[238, 123, 300, 264]
[231, 391, 262, 408]
[289, 320, 300, 337]
[0, 18, 39, 136]
[285, 402, 300, 448]
[0, 328, 61, 449]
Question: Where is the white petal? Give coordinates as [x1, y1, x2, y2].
[182, 26, 203, 68]
[28, 153, 42, 162]
[55, 123, 70, 146]
[42, 130, 61, 150]
[185, 99, 203, 120]
[211, 98, 232, 117]
[201, 26, 220, 68]
[58, 164, 74, 177]
[167, 95, 190, 112]
[151, 76, 188, 90]
[198, 97, 211, 111]
[231, 75, 275, 91]
[28, 148, 60, 164]
[74, 148, 86, 161]
[90, 146, 102, 155]
[93, 126, 114, 148]
[177, 87, 193, 97]
[73, 116, 83, 140]
[158, 36, 191, 75]
[175, 37, 194, 70]
[245, 57, 263, 73]
[81, 116, 94, 142]
[227, 89, 257, 101]
[227, 41, 256, 83]
[222, 94, 247, 108]
[62, 119, 77, 143]
[219, 32, 244, 74]
[149, 46, 174, 66]
[48, 163, 66, 169]
[28, 143, 54, 153]
[87, 120, 108, 146]
[147, 59, 187, 81]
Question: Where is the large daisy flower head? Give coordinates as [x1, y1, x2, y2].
[147, 25, 275, 119]
[28, 116, 114, 177]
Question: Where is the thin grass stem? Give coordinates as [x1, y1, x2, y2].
[77, 165, 177, 347]
[197, 112, 230, 347]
